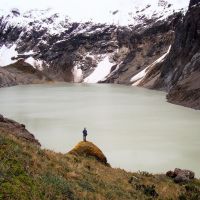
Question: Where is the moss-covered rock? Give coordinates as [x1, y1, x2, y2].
[68, 141, 107, 164]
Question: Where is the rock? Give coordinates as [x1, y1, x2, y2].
[166, 168, 195, 183]
[174, 174, 190, 183]
[174, 168, 182, 176]
[174, 168, 195, 179]
[21, 124, 26, 129]
[0, 114, 4, 122]
[166, 170, 176, 178]
[11, 8, 20, 16]
[68, 141, 108, 164]
[0, 114, 40, 146]
[189, 0, 200, 7]
[128, 176, 139, 184]
[188, 171, 195, 179]
[0, 60, 52, 88]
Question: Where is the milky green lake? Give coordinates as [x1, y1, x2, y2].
[0, 83, 200, 175]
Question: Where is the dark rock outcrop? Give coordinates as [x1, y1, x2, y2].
[103, 14, 181, 84]
[166, 168, 195, 183]
[0, 59, 52, 87]
[0, 114, 40, 145]
[142, 0, 200, 109]
[189, 0, 200, 7]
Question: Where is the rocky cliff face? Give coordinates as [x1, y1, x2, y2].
[140, 0, 200, 109]
[0, 59, 51, 87]
[189, 0, 200, 7]
[102, 15, 181, 84]
[0, 2, 184, 85]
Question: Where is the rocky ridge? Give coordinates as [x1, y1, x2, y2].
[0, 59, 51, 87]
[139, 0, 200, 109]
[0, 1, 184, 84]
[0, 114, 40, 145]
[166, 168, 195, 183]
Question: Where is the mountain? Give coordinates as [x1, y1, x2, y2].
[138, 0, 200, 109]
[1, 0, 199, 110]
[0, 1, 185, 82]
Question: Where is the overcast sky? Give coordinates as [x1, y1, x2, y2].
[0, 0, 189, 23]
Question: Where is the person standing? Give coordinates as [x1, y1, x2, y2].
[83, 128, 87, 142]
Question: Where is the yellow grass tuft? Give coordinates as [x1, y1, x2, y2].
[68, 141, 107, 164]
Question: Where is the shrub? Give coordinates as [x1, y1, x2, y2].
[179, 184, 200, 200]
[135, 184, 159, 198]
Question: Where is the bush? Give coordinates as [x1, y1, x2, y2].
[179, 184, 200, 200]
[135, 184, 159, 198]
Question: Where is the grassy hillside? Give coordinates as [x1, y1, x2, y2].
[0, 130, 200, 200]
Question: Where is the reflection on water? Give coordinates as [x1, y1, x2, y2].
[0, 83, 200, 175]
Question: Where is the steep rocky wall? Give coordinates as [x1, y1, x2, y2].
[0, 8, 182, 84]
[102, 15, 181, 84]
[141, 0, 200, 109]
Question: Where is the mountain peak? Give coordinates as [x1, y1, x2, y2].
[0, 0, 188, 26]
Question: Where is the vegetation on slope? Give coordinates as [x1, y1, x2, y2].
[0, 130, 200, 200]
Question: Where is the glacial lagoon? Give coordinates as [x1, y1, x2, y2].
[0, 83, 200, 175]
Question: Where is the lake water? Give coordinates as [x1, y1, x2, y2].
[0, 83, 200, 175]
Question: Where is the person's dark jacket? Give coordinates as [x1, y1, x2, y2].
[83, 129, 87, 136]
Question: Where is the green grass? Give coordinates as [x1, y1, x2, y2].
[0, 131, 200, 200]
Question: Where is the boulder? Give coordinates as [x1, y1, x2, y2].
[174, 174, 190, 183]
[68, 141, 108, 164]
[166, 170, 176, 178]
[174, 168, 195, 179]
[166, 168, 195, 183]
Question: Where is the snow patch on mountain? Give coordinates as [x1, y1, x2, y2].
[131, 45, 171, 85]
[0, 8, 70, 35]
[0, 44, 18, 66]
[84, 55, 114, 83]
[72, 65, 83, 83]
[107, 0, 188, 25]
[25, 57, 45, 70]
